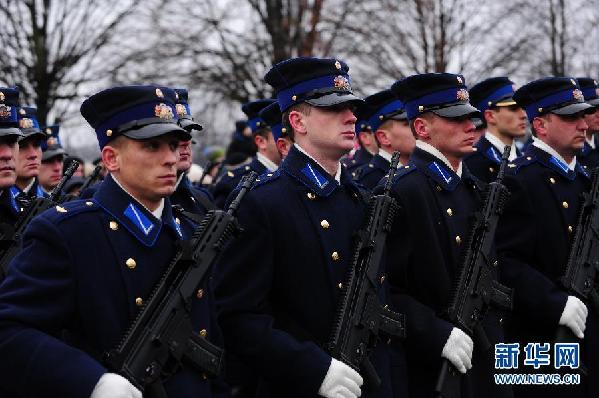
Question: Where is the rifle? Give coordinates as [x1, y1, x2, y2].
[435, 147, 513, 398]
[556, 167, 599, 343]
[0, 160, 79, 280]
[104, 172, 257, 397]
[327, 152, 406, 389]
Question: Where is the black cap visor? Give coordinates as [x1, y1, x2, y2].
[551, 102, 592, 116]
[431, 102, 481, 119]
[586, 97, 599, 108]
[305, 92, 364, 108]
[178, 116, 203, 133]
[389, 109, 408, 121]
[19, 129, 46, 141]
[122, 122, 191, 142]
[0, 126, 24, 138]
[42, 147, 66, 161]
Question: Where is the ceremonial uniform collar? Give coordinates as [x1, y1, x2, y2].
[586, 135, 596, 149]
[369, 153, 391, 171]
[484, 132, 518, 161]
[378, 149, 393, 163]
[256, 152, 278, 172]
[416, 140, 462, 177]
[5, 186, 21, 214]
[526, 145, 587, 180]
[411, 147, 477, 191]
[295, 144, 341, 183]
[581, 141, 593, 156]
[93, 174, 183, 246]
[532, 137, 576, 171]
[282, 145, 356, 197]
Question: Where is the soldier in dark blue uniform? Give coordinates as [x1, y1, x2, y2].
[380, 73, 511, 398]
[0, 87, 24, 224]
[342, 102, 377, 173]
[354, 89, 414, 190]
[215, 57, 406, 398]
[170, 88, 214, 217]
[464, 77, 527, 183]
[496, 77, 595, 398]
[0, 85, 228, 398]
[38, 124, 66, 193]
[577, 78, 599, 169]
[212, 99, 281, 208]
[14, 106, 47, 201]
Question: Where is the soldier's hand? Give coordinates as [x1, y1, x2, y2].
[90, 373, 142, 398]
[318, 357, 363, 398]
[559, 296, 588, 339]
[441, 327, 473, 374]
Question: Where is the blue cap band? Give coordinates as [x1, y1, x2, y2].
[405, 87, 467, 119]
[476, 84, 514, 112]
[368, 99, 404, 131]
[277, 73, 352, 111]
[524, 88, 584, 120]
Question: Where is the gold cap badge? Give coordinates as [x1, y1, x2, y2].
[155, 103, 174, 119]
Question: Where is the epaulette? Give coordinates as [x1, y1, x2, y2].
[391, 164, 417, 183]
[253, 169, 281, 189]
[506, 154, 536, 174]
[42, 198, 100, 224]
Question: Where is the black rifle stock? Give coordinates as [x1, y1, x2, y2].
[0, 160, 79, 280]
[327, 152, 406, 389]
[104, 172, 257, 397]
[435, 147, 513, 398]
[555, 167, 599, 346]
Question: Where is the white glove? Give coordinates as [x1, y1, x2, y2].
[318, 358, 363, 398]
[441, 327, 473, 374]
[559, 296, 588, 339]
[90, 373, 142, 398]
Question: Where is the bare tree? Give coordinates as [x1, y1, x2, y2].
[0, 0, 142, 128]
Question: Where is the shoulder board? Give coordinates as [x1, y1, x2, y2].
[252, 169, 281, 189]
[42, 198, 100, 224]
[506, 154, 536, 174]
[391, 164, 417, 183]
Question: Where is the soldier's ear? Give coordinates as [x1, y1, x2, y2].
[484, 109, 496, 126]
[412, 117, 430, 140]
[532, 116, 547, 138]
[288, 110, 307, 136]
[101, 144, 120, 173]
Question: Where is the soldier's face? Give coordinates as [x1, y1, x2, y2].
[108, 134, 179, 206]
[383, 120, 415, 155]
[301, 104, 357, 158]
[492, 106, 527, 138]
[540, 113, 587, 154]
[583, 108, 599, 133]
[16, 137, 42, 179]
[38, 156, 64, 190]
[177, 139, 192, 172]
[0, 137, 18, 189]
[256, 130, 281, 165]
[422, 114, 476, 160]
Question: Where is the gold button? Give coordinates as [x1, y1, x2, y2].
[436, 185, 442, 192]
[106, 129, 112, 137]
[267, 173, 273, 177]
[201, 373, 208, 380]
[499, 317, 503, 325]
[380, 275, 386, 284]
[307, 192, 316, 200]
[55, 206, 67, 213]
[526, 156, 532, 161]
[584, 165, 588, 169]
[508, 164, 516, 168]
[321, 220, 330, 229]
[85, 201, 93, 206]
[549, 177, 556, 184]
[568, 225, 573, 233]
[338, 282, 343, 289]
[135, 297, 143, 306]
[404, 165, 410, 169]
[488, 167, 495, 173]
[455, 235, 462, 244]
[245, 166, 250, 171]
[126, 258, 136, 269]
[292, 95, 297, 101]
[446, 208, 453, 216]
[562, 201, 569, 209]
[196, 289, 204, 299]
[227, 171, 234, 177]
[109, 221, 118, 230]
[199, 329, 207, 338]
[369, 164, 374, 168]
[175, 217, 180, 225]
[331, 251, 340, 261]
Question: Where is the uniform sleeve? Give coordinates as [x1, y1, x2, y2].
[496, 175, 567, 328]
[0, 215, 106, 398]
[385, 193, 453, 362]
[214, 192, 330, 396]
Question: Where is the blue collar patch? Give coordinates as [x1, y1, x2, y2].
[301, 162, 330, 190]
[8, 186, 20, 213]
[485, 146, 502, 164]
[427, 161, 460, 191]
[282, 146, 339, 197]
[548, 156, 576, 180]
[123, 203, 155, 236]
